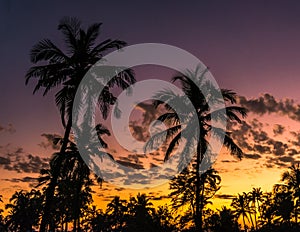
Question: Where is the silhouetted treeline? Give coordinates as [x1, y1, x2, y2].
[1, 164, 300, 231]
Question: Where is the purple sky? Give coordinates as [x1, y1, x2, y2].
[1, 0, 300, 202]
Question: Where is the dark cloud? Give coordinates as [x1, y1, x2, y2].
[252, 130, 268, 142]
[288, 149, 299, 156]
[273, 124, 285, 136]
[152, 195, 170, 201]
[265, 156, 292, 168]
[238, 94, 300, 121]
[38, 133, 61, 150]
[278, 156, 295, 163]
[129, 102, 167, 146]
[114, 187, 125, 192]
[290, 131, 300, 147]
[220, 160, 238, 163]
[0, 123, 16, 134]
[244, 153, 262, 160]
[215, 194, 235, 200]
[0, 156, 10, 165]
[2, 176, 38, 188]
[116, 160, 144, 169]
[269, 140, 288, 156]
[253, 144, 271, 154]
[0, 147, 49, 173]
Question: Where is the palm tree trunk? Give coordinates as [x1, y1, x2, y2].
[254, 210, 257, 230]
[40, 116, 72, 232]
[248, 212, 254, 229]
[195, 141, 202, 232]
[242, 215, 246, 231]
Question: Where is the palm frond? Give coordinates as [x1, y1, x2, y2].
[58, 17, 81, 52]
[30, 39, 69, 63]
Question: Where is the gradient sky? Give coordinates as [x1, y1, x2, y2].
[1, 0, 300, 210]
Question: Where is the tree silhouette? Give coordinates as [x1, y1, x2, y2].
[126, 193, 155, 231]
[5, 190, 43, 232]
[281, 163, 300, 223]
[204, 206, 239, 232]
[146, 67, 247, 231]
[106, 196, 128, 231]
[272, 184, 294, 225]
[152, 205, 176, 232]
[26, 17, 136, 231]
[248, 187, 263, 230]
[231, 193, 250, 230]
[169, 167, 221, 231]
[0, 195, 6, 232]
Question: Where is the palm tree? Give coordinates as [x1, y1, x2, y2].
[38, 139, 100, 231]
[272, 184, 294, 225]
[169, 167, 221, 230]
[249, 187, 263, 229]
[106, 196, 128, 231]
[127, 193, 155, 231]
[281, 163, 300, 223]
[0, 195, 6, 232]
[152, 205, 176, 232]
[231, 193, 250, 230]
[5, 190, 43, 232]
[26, 17, 136, 231]
[146, 67, 247, 231]
[259, 192, 275, 228]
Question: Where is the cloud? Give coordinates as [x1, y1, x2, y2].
[129, 102, 165, 143]
[0, 147, 49, 173]
[278, 156, 295, 163]
[0, 123, 16, 134]
[215, 194, 235, 200]
[243, 153, 262, 160]
[269, 140, 288, 156]
[38, 133, 61, 150]
[116, 160, 144, 169]
[273, 124, 285, 136]
[238, 93, 300, 121]
[2, 176, 38, 188]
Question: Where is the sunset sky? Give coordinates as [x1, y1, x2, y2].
[1, 0, 300, 211]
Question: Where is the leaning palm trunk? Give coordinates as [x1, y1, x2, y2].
[195, 140, 204, 231]
[40, 117, 72, 232]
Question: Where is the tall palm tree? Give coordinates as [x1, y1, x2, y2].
[38, 137, 106, 231]
[26, 17, 136, 231]
[281, 163, 300, 223]
[146, 67, 247, 231]
[231, 193, 250, 230]
[249, 187, 263, 229]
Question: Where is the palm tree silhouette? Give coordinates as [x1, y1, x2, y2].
[281, 163, 300, 223]
[127, 193, 155, 231]
[231, 193, 250, 230]
[146, 67, 247, 231]
[248, 187, 263, 230]
[169, 167, 221, 230]
[272, 184, 294, 225]
[26, 17, 136, 231]
[0, 195, 5, 232]
[106, 196, 128, 231]
[5, 190, 43, 232]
